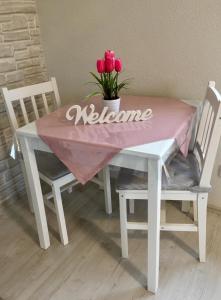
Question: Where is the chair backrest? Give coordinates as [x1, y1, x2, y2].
[194, 81, 221, 188]
[2, 77, 61, 131]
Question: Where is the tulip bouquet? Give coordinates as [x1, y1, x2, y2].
[87, 50, 130, 101]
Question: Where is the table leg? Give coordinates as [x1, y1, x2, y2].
[147, 158, 161, 293]
[20, 160, 34, 213]
[103, 166, 112, 214]
[20, 136, 50, 249]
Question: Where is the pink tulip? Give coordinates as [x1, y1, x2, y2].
[105, 49, 115, 60]
[115, 58, 122, 72]
[105, 57, 115, 73]
[97, 59, 105, 73]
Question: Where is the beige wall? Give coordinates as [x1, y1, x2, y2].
[36, 0, 221, 207]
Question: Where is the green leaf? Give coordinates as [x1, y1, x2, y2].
[85, 91, 102, 100]
[90, 72, 103, 85]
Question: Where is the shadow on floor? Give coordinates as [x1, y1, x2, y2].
[79, 217, 147, 288]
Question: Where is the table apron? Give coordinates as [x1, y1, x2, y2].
[110, 153, 149, 172]
[26, 136, 162, 172]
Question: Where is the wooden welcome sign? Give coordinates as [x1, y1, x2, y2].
[66, 104, 152, 125]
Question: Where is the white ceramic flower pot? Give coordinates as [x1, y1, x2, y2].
[102, 98, 121, 113]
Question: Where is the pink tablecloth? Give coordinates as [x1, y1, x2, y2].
[36, 96, 196, 184]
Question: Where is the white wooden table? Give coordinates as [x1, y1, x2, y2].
[16, 121, 178, 293]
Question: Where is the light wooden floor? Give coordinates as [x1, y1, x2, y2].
[1, 182, 221, 300]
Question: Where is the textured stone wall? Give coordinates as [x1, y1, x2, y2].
[0, 0, 48, 204]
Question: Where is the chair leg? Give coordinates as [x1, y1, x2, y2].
[119, 193, 128, 258]
[161, 200, 166, 223]
[198, 194, 208, 262]
[129, 199, 134, 214]
[52, 185, 69, 245]
[103, 166, 112, 214]
[193, 201, 198, 222]
[181, 201, 190, 213]
[98, 171, 104, 190]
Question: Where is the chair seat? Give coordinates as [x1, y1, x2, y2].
[116, 152, 209, 192]
[35, 151, 71, 181]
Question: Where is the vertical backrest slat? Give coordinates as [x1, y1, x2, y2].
[194, 82, 221, 188]
[31, 95, 39, 119]
[202, 109, 214, 156]
[200, 111, 221, 187]
[19, 98, 29, 124]
[194, 142, 204, 169]
[201, 104, 212, 154]
[51, 77, 61, 108]
[195, 100, 209, 149]
[42, 93, 50, 114]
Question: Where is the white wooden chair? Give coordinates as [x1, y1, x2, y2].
[116, 81, 221, 262]
[2, 77, 101, 245]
